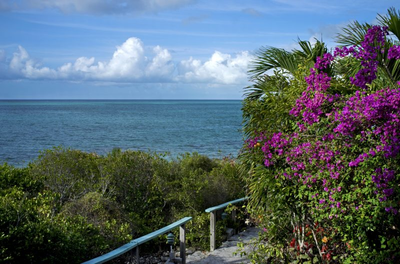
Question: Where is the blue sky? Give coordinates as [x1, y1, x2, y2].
[0, 0, 398, 99]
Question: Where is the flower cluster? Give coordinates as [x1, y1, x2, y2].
[259, 132, 294, 167]
[245, 21, 400, 263]
[372, 168, 395, 200]
[334, 88, 400, 159]
[249, 25, 400, 219]
[350, 26, 387, 89]
[334, 26, 388, 89]
[388, 45, 400, 60]
[289, 67, 338, 125]
[246, 132, 267, 148]
[315, 53, 334, 70]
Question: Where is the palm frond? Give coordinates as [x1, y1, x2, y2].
[377, 7, 400, 42]
[295, 39, 327, 61]
[249, 46, 298, 79]
[379, 49, 400, 84]
[294, 39, 313, 59]
[335, 21, 371, 47]
[243, 78, 267, 101]
[244, 73, 290, 101]
[294, 39, 329, 71]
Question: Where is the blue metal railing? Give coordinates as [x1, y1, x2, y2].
[205, 197, 249, 251]
[205, 197, 249, 213]
[82, 197, 249, 263]
[82, 217, 192, 264]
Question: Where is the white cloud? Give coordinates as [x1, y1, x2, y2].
[100, 37, 146, 80]
[6, 46, 57, 79]
[0, 0, 195, 15]
[55, 37, 170, 82]
[146, 46, 174, 80]
[9, 46, 30, 73]
[0, 37, 252, 85]
[178, 50, 251, 84]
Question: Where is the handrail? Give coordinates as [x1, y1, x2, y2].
[134, 217, 192, 246]
[82, 217, 192, 264]
[205, 197, 249, 213]
[205, 197, 249, 251]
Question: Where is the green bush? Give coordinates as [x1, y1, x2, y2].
[0, 164, 108, 263]
[0, 148, 246, 263]
[30, 147, 102, 206]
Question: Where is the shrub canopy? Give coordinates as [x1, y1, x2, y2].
[242, 9, 400, 263]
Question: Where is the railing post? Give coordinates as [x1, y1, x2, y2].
[210, 211, 216, 251]
[232, 209, 237, 234]
[135, 246, 139, 264]
[205, 197, 249, 253]
[180, 223, 186, 264]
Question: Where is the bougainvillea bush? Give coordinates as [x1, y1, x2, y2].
[244, 20, 400, 263]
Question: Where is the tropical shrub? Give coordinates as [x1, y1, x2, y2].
[0, 148, 246, 263]
[243, 9, 400, 263]
[0, 164, 112, 264]
[30, 147, 102, 207]
[160, 153, 246, 249]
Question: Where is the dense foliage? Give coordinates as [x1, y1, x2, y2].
[242, 8, 400, 263]
[0, 148, 245, 263]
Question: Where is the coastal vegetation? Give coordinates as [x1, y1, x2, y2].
[242, 7, 400, 263]
[2, 7, 400, 264]
[0, 148, 245, 263]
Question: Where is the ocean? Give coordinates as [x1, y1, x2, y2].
[0, 100, 244, 167]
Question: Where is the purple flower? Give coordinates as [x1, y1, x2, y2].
[388, 45, 400, 60]
[251, 25, 400, 221]
[334, 26, 387, 89]
[315, 53, 334, 70]
[383, 188, 394, 197]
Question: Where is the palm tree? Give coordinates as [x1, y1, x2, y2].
[242, 39, 329, 137]
[247, 38, 328, 83]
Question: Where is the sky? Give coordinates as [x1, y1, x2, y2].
[0, 0, 399, 99]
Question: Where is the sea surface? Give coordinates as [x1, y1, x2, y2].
[0, 100, 244, 167]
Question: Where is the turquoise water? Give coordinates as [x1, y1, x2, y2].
[0, 100, 243, 166]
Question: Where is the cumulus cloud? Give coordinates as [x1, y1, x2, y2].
[54, 37, 174, 82]
[4, 46, 57, 79]
[0, 0, 195, 15]
[178, 51, 251, 84]
[0, 37, 252, 84]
